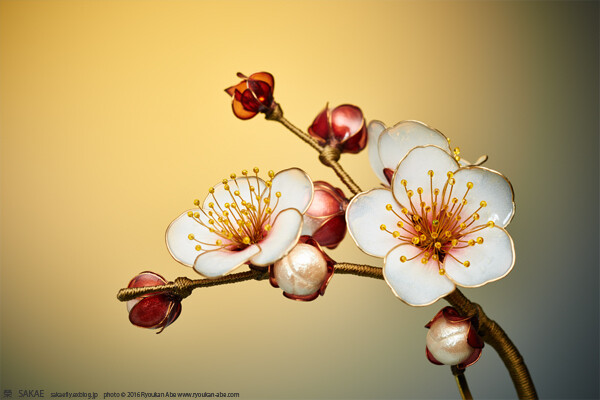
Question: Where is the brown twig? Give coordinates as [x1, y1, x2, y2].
[117, 263, 536, 398]
[451, 366, 473, 400]
[265, 103, 362, 196]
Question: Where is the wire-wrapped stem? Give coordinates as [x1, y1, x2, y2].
[445, 288, 537, 399]
[116, 262, 536, 398]
[265, 103, 362, 196]
[116, 269, 268, 302]
[451, 366, 473, 400]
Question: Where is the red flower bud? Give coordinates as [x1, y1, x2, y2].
[126, 271, 181, 333]
[425, 307, 484, 369]
[302, 181, 348, 249]
[308, 104, 367, 153]
[269, 236, 335, 302]
[224, 72, 275, 120]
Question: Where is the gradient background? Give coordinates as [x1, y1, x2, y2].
[1, 1, 598, 399]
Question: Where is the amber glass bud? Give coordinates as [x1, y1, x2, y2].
[225, 72, 275, 120]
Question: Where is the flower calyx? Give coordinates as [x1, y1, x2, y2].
[425, 306, 484, 369]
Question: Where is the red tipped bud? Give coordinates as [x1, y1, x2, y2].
[308, 104, 367, 153]
[302, 181, 348, 249]
[269, 236, 335, 301]
[126, 272, 181, 333]
[425, 307, 484, 369]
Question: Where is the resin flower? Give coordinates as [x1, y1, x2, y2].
[301, 181, 348, 249]
[367, 120, 483, 185]
[425, 307, 484, 368]
[308, 104, 367, 153]
[225, 72, 275, 120]
[126, 271, 181, 333]
[347, 145, 515, 306]
[269, 236, 335, 301]
[166, 168, 313, 278]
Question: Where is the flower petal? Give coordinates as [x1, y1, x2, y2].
[165, 209, 224, 267]
[444, 226, 514, 287]
[269, 168, 313, 214]
[193, 244, 261, 278]
[250, 208, 303, 266]
[452, 166, 515, 228]
[392, 145, 459, 210]
[346, 188, 405, 258]
[311, 214, 346, 249]
[231, 90, 258, 120]
[203, 175, 267, 211]
[378, 121, 451, 171]
[129, 295, 175, 329]
[367, 120, 388, 184]
[308, 105, 330, 145]
[248, 71, 274, 92]
[384, 244, 456, 306]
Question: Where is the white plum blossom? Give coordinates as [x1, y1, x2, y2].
[166, 168, 313, 278]
[367, 120, 486, 185]
[347, 145, 515, 306]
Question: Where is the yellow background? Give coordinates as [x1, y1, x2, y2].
[1, 1, 598, 398]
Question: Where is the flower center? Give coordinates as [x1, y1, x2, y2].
[186, 168, 281, 251]
[381, 169, 494, 275]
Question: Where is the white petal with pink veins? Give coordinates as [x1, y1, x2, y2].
[194, 244, 261, 278]
[166, 209, 226, 267]
[384, 244, 456, 306]
[392, 145, 460, 211]
[379, 121, 451, 172]
[250, 208, 303, 266]
[452, 166, 515, 228]
[346, 189, 406, 258]
[367, 120, 388, 184]
[444, 226, 514, 287]
[269, 168, 314, 214]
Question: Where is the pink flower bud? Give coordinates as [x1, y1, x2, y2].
[308, 104, 367, 153]
[425, 307, 484, 368]
[225, 72, 275, 120]
[126, 271, 181, 333]
[302, 181, 348, 249]
[269, 236, 335, 301]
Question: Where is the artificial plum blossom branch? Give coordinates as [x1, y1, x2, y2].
[451, 366, 473, 400]
[116, 262, 537, 399]
[265, 103, 363, 196]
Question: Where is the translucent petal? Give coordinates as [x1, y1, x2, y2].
[311, 214, 346, 249]
[452, 166, 515, 228]
[250, 208, 303, 266]
[308, 105, 330, 144]
[165, 209, 224, 267]
[203, 175, 267, 211]
[269, 168, 313, 214]
[193, 244, 261, 278]
[378, 121, 451, 171]
[367, 120, 388, 184]
[444, 226, 514, 287]
[331, 105, 367, 153]
[346, 189, 404, 258]
[248, 71, 274, 91]
[129, 295, 174, 328]
[384, 244, 456, 306]
[392, 145, 459, 211]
